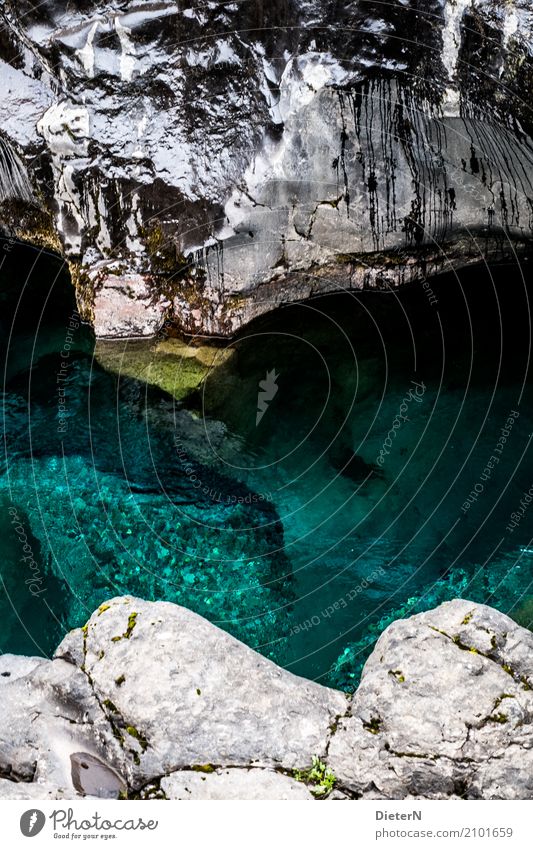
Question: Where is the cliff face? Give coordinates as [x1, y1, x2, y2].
[0, 1, 532, 336]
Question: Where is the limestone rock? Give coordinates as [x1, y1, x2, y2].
[0, 652, 126, 795]
[328, 600, 533, 800]
[92, 272, 170, 338]
[161, 768, 314, 800]
[1, 597, 532, 800]
[0, 779, 69, 800]
[0, 2, 532, 335]
[55, 597, 348, 787]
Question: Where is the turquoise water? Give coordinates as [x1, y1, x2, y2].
[1, 241, 532, 688]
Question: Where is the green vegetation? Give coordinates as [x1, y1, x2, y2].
[293, 756, 336, 797]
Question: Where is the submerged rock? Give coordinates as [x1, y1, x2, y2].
[0, 596, 531, 799]
[329, 443, 384, 483]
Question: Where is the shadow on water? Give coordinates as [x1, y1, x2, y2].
[1, 239, 532, 688]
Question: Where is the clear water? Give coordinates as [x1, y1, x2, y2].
[1, 241, 532, 689]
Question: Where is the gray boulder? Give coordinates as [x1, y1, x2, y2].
[0, 596, 532, 799]
[0, 652, 126, 796]
[55, 596, 348, 786]
[160, 768, 314, 801]
[328, 599, 533, 799]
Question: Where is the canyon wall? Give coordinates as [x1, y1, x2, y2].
[0, 1, 532, 336]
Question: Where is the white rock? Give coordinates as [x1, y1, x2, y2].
[1, 597, 532, 800]
[328, 600, 533, 800]
[161, 768, 314, 800]
[56, 596, 348, 786]
[92, 273, 169, 338]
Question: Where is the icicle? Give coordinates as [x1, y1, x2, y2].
[0, 137, 34, 203]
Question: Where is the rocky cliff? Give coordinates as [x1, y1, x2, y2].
[1, 597, 532, 800]
[0, 1, 532, 337]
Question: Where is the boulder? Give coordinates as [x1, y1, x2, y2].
[328, 600, 533, 799]
[1, 596, 532, 799]
[160, 768, 314, 801]
[55, 597, 348, 787]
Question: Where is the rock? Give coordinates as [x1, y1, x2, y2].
[70, 752, 126, 799]
[92, 272, 170, 338]
[55, 597, 348, 787]
[328, 444, 383, 483]
[0, 654, 45, 683]
[1, 596, 532, 799]
[160, 768, 314, 800]
[0, 779, 69, 800]
[0, 652, 126, 794]
[0, 2, 532, 336]
[328, 600, 533, 800]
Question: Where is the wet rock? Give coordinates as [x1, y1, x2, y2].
[329, 443, 383, 483]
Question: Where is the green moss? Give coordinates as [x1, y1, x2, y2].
[94, 337, 218, 402]
[363, 717, 383, 735]
[115, 674, 126, 687]
[461, 611, 474, 625]
[488, 713, 508, 724]
[125, 612, 138, 638]
[191, 764, 215, 774]
[494, 693, 514, 709]
[389, 669, 405, 683]
[196, 688, 201, 696]
[111, 611, 138, 642]
[140, 220, 186, 276]
[293, 756, 336, 797]
[98, 603, 111, 616]
[126, 725, 148, 751]
[103, 698, 119, 713]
